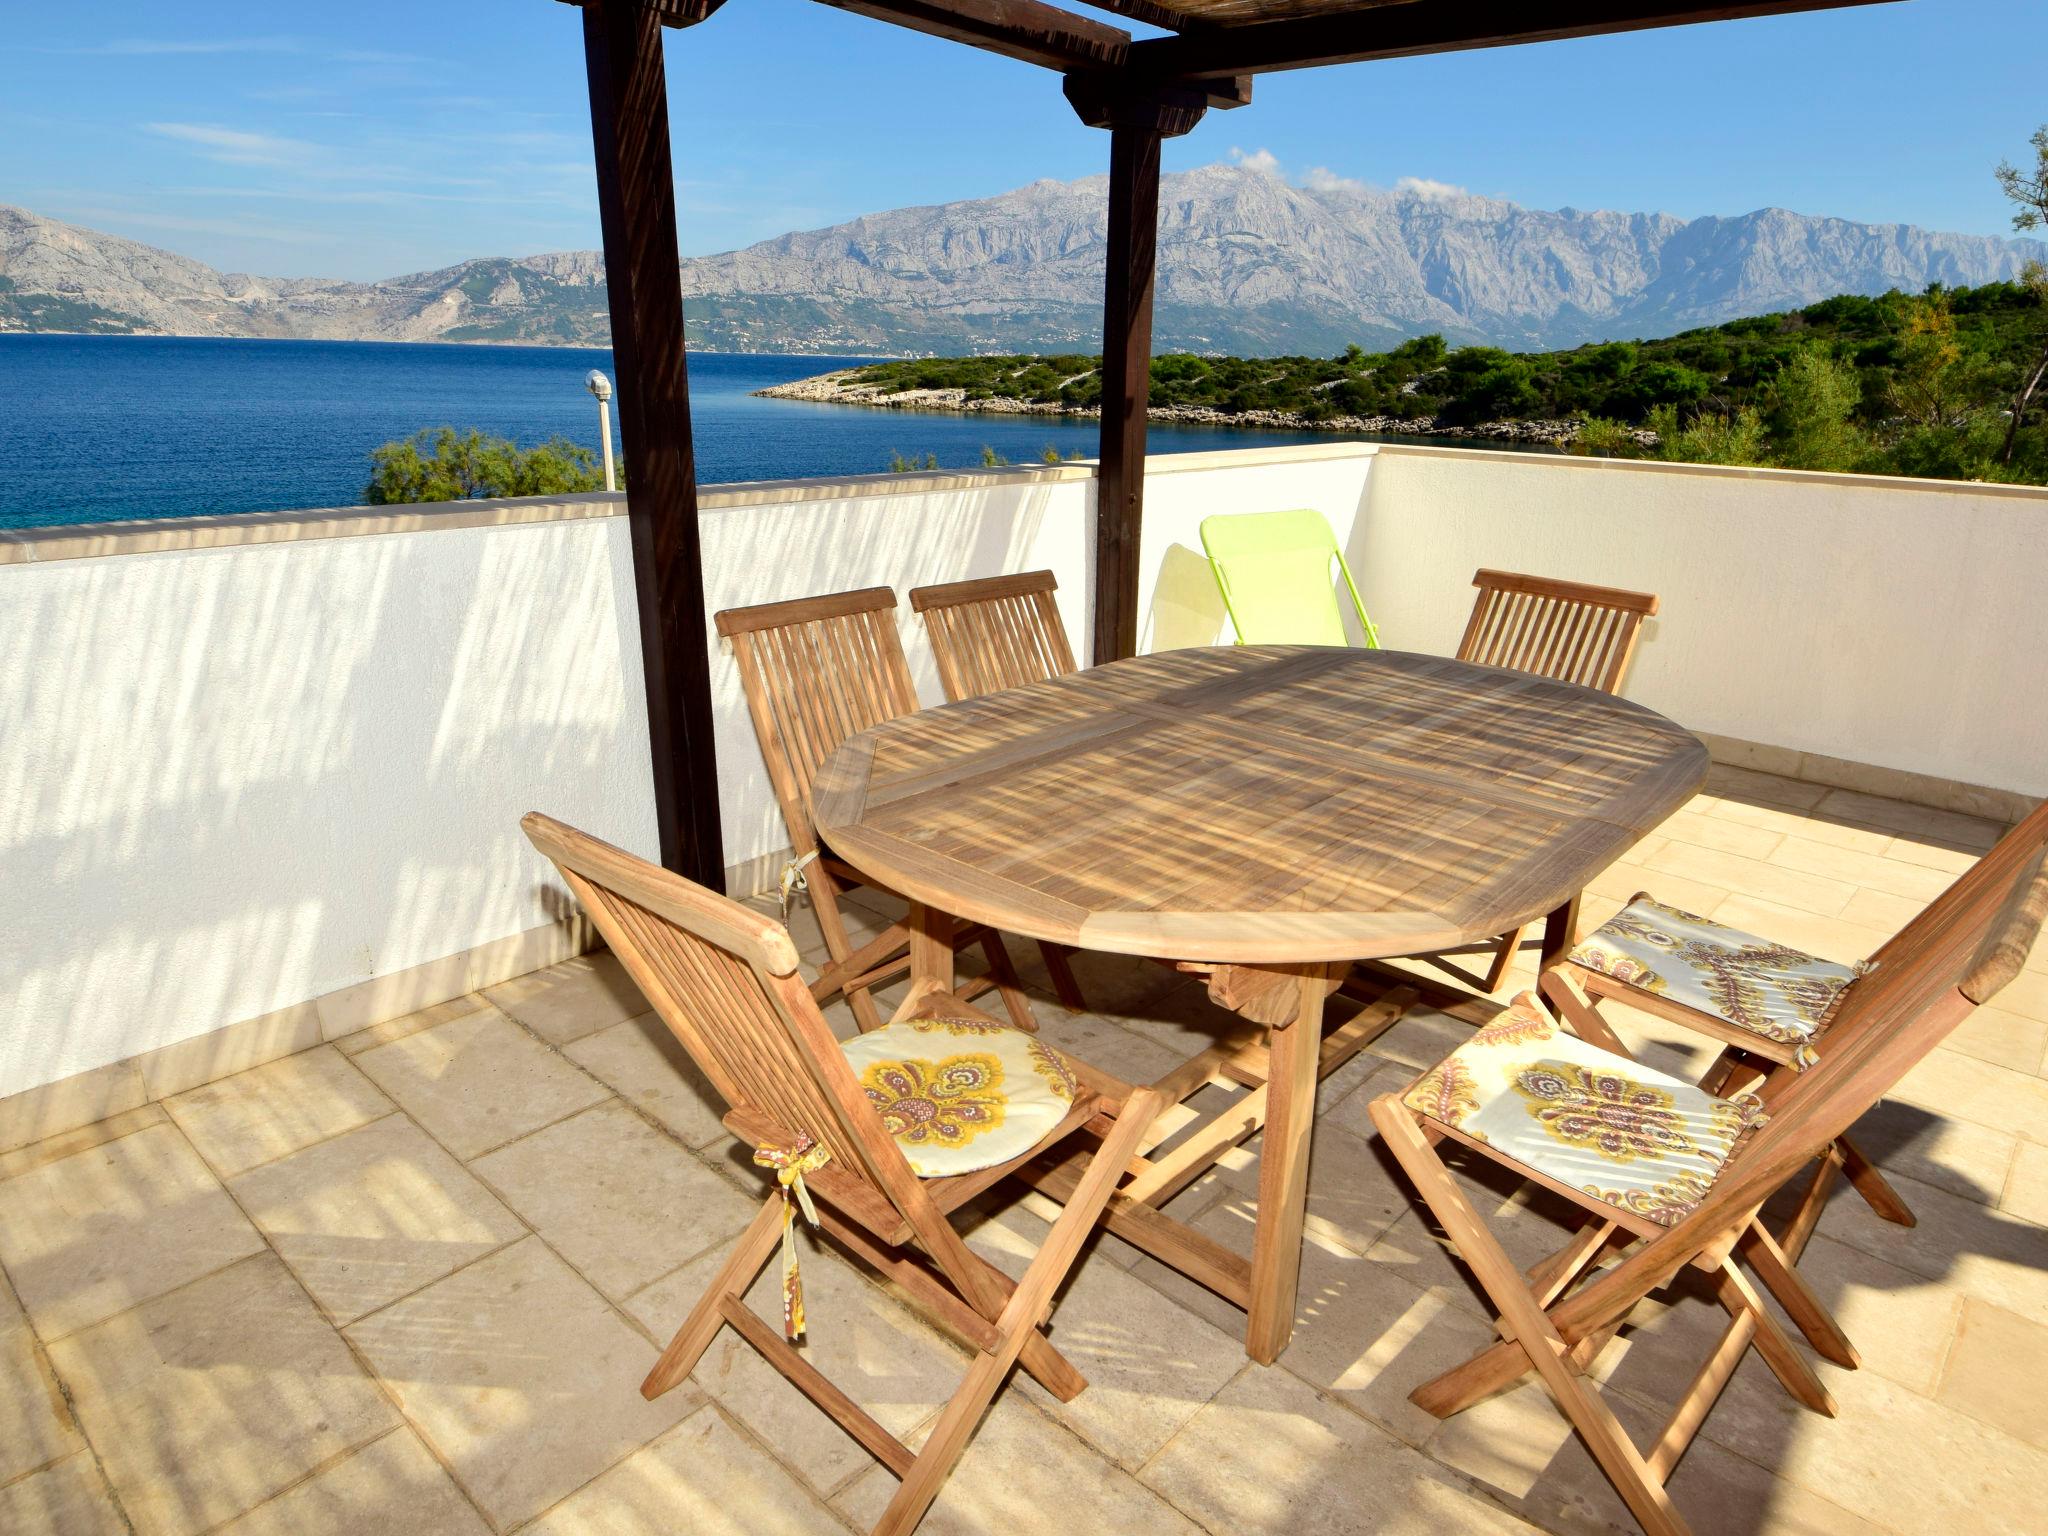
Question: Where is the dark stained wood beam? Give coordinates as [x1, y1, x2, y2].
[1065, 82, 1207, 663]
[579, 0, 728, 885]
[1070, 0, 1199, 31]
[555, 0, 726, 27]
[1129, 0, 1902, 78]
[809, 0, 1131, 71]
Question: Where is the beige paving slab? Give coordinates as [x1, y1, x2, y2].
[1812, 788, 2005, 850]
[958, 1198, 1247, 1470]
[334, 994, 493, 1057]
[1767, 834, 1957, 903]
[1583, 857, 1730, 920]
[49, 1253, 398, 1536]
[165, 1046, 393, 1178]
[1143, 1360, 1537, 1536]
[836, 1393, 1201, 1536]
[1361, 1168, 1585, 1326]
[1029, 1006, 1189, 1087]
[1847, 1093, 2019, 1207]
[1990, 965, 2048, 1024]
[345, 1237, 696, 1530]
[1891, 1047, 2048, 1145]
[229, 1113, 526, 1324]
[351, 1007, 610, 1160]
[1816, 1166, 2048, 1328]
[0, 1304, 84, 1484]
[521, 1406, 846, 1536]
[484, 950, 646, 1047]
[1641, 841, 1858, 919]
[1840, 884, 1923, 935]
[0, 1121, 264, 1338]
[1700, 795, 1894, 853]
[1656, 808, 1785, 860]
[624, 1238, 966, 1500]
[213, 1428, 490, 1536]
[1207, 1115, 1422, 1261]
[0, 1104, 167, 1184]
[0, 1454, 129, 1536]
[2002, 1139, 2048, 1226]
[472, 1102, 757, 1301]
[0, 1060, 148, 1158]
[1427, 1371, 1882, 1536]
[1941, 1004, 2048, 1076]
[563, 1012, 729, 1150]
[1936, 1297, 2048, 1452]
[1703, 1353, 2048, 1534]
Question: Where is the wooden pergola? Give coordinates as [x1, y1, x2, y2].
[559, 0, 1893, 886]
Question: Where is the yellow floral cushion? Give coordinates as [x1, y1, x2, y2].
[1568, 894, 1872, 1047]
[839, 1016, 1080, 1178]
[1402, 993, 1767, 1227]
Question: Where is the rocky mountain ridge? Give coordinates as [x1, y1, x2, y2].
[3, 165, 2040, 354]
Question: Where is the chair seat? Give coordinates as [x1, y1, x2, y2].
[1568, 894, 1871, 1047]
[840, 1017, 1081, 1178]
[1403, 994, 1768, 1227]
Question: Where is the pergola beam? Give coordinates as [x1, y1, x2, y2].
[809, 0, 1132, 71]
[1129, 0, 1901, 78]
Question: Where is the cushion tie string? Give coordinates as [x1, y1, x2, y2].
[753, 1135, 831, 1341]
[778, 849, 821, 917]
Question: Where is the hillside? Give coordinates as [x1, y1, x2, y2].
[766, 282, 2048, 484]
[3, 166, 2042, 354]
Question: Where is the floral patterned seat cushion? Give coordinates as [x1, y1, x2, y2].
[1401, 993, 1768, 1227]
[839, 1016, 1080, 1178]
[1567, 894, 1872, 1047]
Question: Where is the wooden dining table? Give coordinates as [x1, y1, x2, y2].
[813, 644, 1708, 1362]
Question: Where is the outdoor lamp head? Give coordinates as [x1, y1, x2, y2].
[586, 370, 612, 401]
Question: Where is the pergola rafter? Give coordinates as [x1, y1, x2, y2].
[555, 0, 1899, 885]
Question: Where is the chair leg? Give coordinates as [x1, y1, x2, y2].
[1541, 967, 1633, 1057]
[1037, 941, 1087, 1012]
[811, 874, 889, 1033]
[1481, 925, 1525, 992]
[1738, 1219, 1858, 1370]
[642, 1192, 785, 1400]
[872, 1091, 1161, 1536]
[1839, 1135, 1916, 1226]
[1371, 1097, 1693, 1536]
[976, 932, 1037, 1032]
[1709, 1260, 1834, 1417]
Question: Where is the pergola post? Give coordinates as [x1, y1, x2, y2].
[1066, 79, 1207, 663]
[578, 0, 727, 885]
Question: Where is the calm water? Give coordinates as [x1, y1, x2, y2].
[0, 335, 1361, 529]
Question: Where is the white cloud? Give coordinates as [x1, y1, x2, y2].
[1395, 176, 1468, 201]
[144, 123, 316, 169]
[1304, 166, 1367, 196]
[1229, 147, 1284, 177]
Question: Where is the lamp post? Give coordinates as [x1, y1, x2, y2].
[586, 369, 617, 492]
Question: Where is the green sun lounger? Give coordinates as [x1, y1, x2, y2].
[1199, 508, 1382, 648]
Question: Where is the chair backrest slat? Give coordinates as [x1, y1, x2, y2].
[717, 587, 918, 853]
[910, 570, 1078, 703]
[1456, 569, 1659, 694]
[524, 812, 923, 1207]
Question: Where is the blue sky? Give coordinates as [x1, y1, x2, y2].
[2, 0, 2041, 280]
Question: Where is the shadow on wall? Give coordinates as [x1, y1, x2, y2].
[1144, 543, 1232, 651]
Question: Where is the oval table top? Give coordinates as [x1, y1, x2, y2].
[812, 645, 1708, 966]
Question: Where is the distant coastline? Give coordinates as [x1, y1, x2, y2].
[756, 368, 1608, 447]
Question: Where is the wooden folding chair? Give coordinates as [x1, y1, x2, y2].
[716, 586, 1035, 1033]
[523, 812, 1161, 1536]
[908, 570, 1087, 1010]
[1542, 888, 1915, 1228]
[1372, 796, 2048, 1536]
[908, 569, 1078, 703]
[1434, 569, 1661, 993]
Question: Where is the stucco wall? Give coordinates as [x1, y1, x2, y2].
[1353, 447, 2048, 799]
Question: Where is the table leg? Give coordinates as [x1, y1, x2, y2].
[893, 901, 957, 1022]
[1538, 894, 1582, 972]
[1246, 963, 1336, 1364]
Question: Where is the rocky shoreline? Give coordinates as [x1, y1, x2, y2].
[754, 369, 1655, 448]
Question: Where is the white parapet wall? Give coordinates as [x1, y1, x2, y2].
[2, 441, 2043, 1127]
[1350, 447, 2048, 803]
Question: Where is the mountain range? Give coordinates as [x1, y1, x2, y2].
[4, 165, 2041, 355]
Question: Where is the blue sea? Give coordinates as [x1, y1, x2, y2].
[0, 335, 1357, 530]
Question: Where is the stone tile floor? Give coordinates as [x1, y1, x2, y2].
[1, 763, 2045, 1535]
